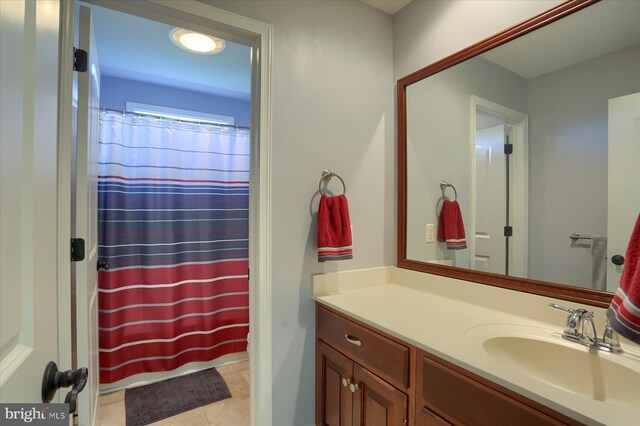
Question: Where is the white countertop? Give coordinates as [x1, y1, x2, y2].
[313, 266, 640, 426]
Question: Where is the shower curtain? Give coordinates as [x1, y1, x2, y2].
[97, 111, 250, 384]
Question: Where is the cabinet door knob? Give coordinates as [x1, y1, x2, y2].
[349, 383, 359, 393]
[341, 378, 351, 387]
[344, 334, 362, 346]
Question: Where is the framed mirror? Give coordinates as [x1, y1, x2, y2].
[397, 0, 640, 308]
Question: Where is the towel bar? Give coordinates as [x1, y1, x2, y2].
[569, 233, 591, 240]
[319, 169, 346, 195]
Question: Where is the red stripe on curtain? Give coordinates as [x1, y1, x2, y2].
[98, 260, 248, 288]
[99, 326, 249, 383]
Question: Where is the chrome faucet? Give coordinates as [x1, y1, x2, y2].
[548, 303, 623, 353]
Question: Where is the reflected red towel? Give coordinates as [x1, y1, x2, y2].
[318, 194, 353, 262]
[437, 200, 467, 250]
[607, 213, 640, 344]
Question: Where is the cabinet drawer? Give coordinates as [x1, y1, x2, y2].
[317, 305, 410, 388]
[420, 355, 570, 426]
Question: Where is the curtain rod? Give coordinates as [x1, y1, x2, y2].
[100, 108, 251, 130]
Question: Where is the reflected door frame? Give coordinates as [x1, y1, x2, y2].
[470, 96, 529, 278]
[606, 92, 640, 292]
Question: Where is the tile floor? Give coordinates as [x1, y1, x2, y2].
[98, 361, 250, 426]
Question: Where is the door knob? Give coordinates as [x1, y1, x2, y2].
[42, 361, 88, 413]
[341, 378, 351, 387]
[611, 255, 625, 266]
[349, 383, 359, 393]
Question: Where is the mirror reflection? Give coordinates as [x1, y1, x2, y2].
[405, 1, 640, 292]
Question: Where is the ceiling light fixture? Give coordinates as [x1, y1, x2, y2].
[170, 28, 225, 55]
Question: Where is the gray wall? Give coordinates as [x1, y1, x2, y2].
[406, 57, 528, 266]
[196, 1, 608, 424]
[100, 75, 251, 127]
[393, 0, 564, 81]
[205, 1, 395, 425]
[527, 44, 640, 286]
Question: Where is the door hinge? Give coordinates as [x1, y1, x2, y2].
[504, 144, 513, 155]
[504, 226, 513, 237]
[247, 268, 250, 280]
[73, 48, 88, 72]
[71, 238, 85, 262]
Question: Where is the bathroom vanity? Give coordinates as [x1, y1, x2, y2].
[314, 1, 640, 424]
[313, 267, 640, 426]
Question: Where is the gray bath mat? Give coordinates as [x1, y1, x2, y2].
[125, 368, 231, 425]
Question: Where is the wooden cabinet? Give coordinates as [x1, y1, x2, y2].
[353, 364, 408, 426]
[316, 305, 411, 426]
[316, 303, 583, 426]
[317, 341, 354, 426]
[415, 350, 582, 426]
[418, 407, 451, 426]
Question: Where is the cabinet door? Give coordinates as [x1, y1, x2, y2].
[353, 364, 408, 426]
[418, 407, 452, 426]
[317, 340, 354, 426]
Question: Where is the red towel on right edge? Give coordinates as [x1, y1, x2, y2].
[607, 213, 640, 344]
[437, 200, 467, 250]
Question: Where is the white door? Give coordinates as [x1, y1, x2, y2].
[0, 0, 63, 403]
[74, 6, 101, 426]
[607, 92, 640, 292]
[474, 125, 507, 274]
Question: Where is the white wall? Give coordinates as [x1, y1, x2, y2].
[100, 76, 252, 127]
[527, 43, 640, 287]
[204, 1, 395, 425]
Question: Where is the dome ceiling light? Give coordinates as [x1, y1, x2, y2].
[170, 28, 225, 55]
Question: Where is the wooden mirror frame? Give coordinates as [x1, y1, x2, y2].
[397, 0, 614, 308]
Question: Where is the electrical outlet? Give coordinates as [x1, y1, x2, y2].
[426, 224, 435, 243]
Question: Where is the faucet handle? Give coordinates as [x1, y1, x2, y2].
[598, 320, 623, 354]
[548, 303, 595, 343]
[548, 303, 594, 319]
[548, 303, 575, 314]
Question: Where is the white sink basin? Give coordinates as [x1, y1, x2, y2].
[466, 324, 640, 404]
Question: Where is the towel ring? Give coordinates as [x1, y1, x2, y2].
[440, 181, 457, 202]
[319, 169, 346, 196]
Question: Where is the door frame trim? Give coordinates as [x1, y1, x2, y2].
[469, 96, 529, 278]
[56, 0, 75, 391]
[57, 1, 273, 424]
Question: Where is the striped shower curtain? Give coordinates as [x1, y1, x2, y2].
[97, 112, 250, 384]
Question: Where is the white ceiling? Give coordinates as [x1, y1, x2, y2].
[360, 0, 413, 15]
[481, 1, 640, 79]
[85, 3, 252, 101]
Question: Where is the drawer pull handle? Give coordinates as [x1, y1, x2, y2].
[349, 383, 359, 393]
[341, 378, 351, 387]
[344, 334, 362, 346]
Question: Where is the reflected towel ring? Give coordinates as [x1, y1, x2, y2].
[319, 169, 346, 196]
[440, 181, 457, 202]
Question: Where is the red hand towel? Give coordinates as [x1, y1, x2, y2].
[607, 213, 640, 344]
[317, 194, 353, 262]
[437, 200, 467, 250]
